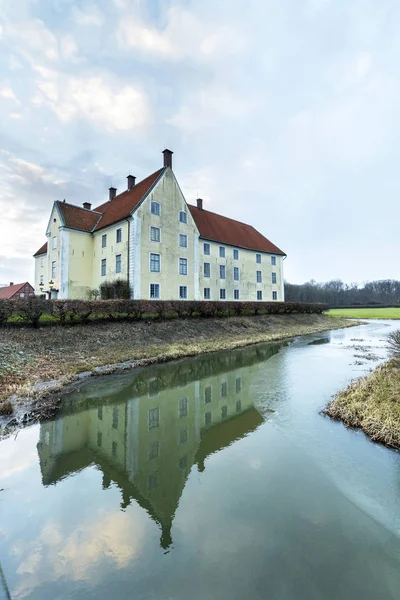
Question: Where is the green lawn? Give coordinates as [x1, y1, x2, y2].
[327, 307, 400, 319]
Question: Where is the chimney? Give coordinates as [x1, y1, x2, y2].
[196, 198, 203, 210]
[162, 148, 173, 168]
[127, 175, 136, 190]
[10, 282, 14, 286]
[109, 187, 117, 201]
[83, 202, 92, 210]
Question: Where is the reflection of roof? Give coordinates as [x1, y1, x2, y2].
[37, 444, 94, 486]
[195, 407, 264, 472]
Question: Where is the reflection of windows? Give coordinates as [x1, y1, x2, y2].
[205, 412, 212, 426]
[236, 377, 242, 393]
[148, 441, 160, 460]
[180, 427, 188, 444]
[148, 473, 158, 490]
[179, 397, 188, 418]
[112, 441, 117, 457]
[98, 407, 103, 420]
[221, 405, 228, 419]
[148, 379, 159, 397]
[148, 407, 160, 429]
[236, 400, 242, 413]
[179, 455, 188, 470]
[221, 381, 227, 397]
[97, 432, 102, 447]
[204, 386, 212, 403]
[112, 407, 118, 429]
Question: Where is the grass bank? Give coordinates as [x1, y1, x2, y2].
[325, 360, 400, 448]
[327, 307, 400, 319]
[0, 313, 355, 422]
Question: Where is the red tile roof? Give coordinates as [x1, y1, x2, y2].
[33, 242, 48, 257]
[56, 202, 102, 232]
[92, 168, 164, 231]
[188, 205, 286, 255]
[0, 282, 34, 299]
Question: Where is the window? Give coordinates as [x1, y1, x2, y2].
[97, 432, 102, 447]
[234, 267, 239, 281]
[150, 283, 160, 299]
[102, 234, 107, 248]
[19, 293, 24, 298]
[221, 406, 228, 419]
[101, 259, 106, 276]
[271, 255, 276, 266]
[116, 254, 121, 273]
[220, 288, 226, 300]
[52, 236, 57, 250]
[233, 248, 239, 260]
[219, 246, 225, 258]
[234, 289, 239, 300]
[179, 397, 188, 418]
[98, 407, 103, 420]
[150, 226, 160, 242]
[179, 427, 188, 445]
[148, 378, 159, 397]
[179, 233, 188, 248]
[219, 265, 226, 279]
[204, 386, 212, 403]
[179, 285, 188, 299]
[256, 253, 261, 264]
[273, 291, 278, 300]
[40, 275, 44, 285]
[221, 381, 227, 397]
[236, 400, 242, 413]
[256, 270, 262, 283]
[179, 258, 188, 275]
[116, 228, 122, 243]
[112, 407, 118, 429]
[203, 242, 210, 255]
[203, 263, 210, 278]
[51, 261, 56, 278]
[179, 210, 187, 224]
[257, 290, 263, 300]
[148, 407, 160, 429]
[112, 442, 117, 458]
[148, 441, 160, 460]
[40, 257, 44, 268]
[205, 412, 212, 426]
[151, 201, 160, 215]
[272, 272, 277, 284]
[148, 473, 158, 490]
[179, 455, 188, 470]
[204, 287, 211, 300]
[236, 377, 242, 393]
[150, 253, 160, 272]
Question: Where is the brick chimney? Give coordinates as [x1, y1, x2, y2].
[127, 175, 136, 190]
[162, 149, 173, 168]
[109, 187, 117, 201]
[197, 198, 203, 210]
[83, 202, 92, 210]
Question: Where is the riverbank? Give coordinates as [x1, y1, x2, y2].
[0, 313, 356, 429]
[325, 359, 400, 449]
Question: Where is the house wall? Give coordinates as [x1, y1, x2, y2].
[46, 205, 61, 294]
[135, 169, 200, 300]
[91, 221, 129, 292]
[34, 254, 48, 295]
[66, 230, 95, 299]
[198, 240, 284, 302]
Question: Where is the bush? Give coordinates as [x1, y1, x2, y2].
[13, 297, 52, 328]
[0, 299, 13, 326]
[99, 279, 130, 299]
[388, 330, 400, 360]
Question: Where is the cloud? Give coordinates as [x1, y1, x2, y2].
[72, 5, 104, 26]
[4, 18, 59, 63]
[0, 85, 19, 104]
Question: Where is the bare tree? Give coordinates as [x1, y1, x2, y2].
[387, 331, 400, 360]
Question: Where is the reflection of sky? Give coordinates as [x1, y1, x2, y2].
[2, 322, 400, 599]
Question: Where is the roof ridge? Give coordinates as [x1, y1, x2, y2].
[55, 200, 102, 215]
[188, 203, 255, 229]
[93, 167, 165, 212]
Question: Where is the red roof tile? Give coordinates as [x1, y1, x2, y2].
[92, 168, 164, 231]
[57, 202, 102, 232]
[33, 242, 48, 256]
[0, 282, 34, 299]
[188, 205, 286, 255]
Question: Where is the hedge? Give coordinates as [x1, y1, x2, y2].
[0, 297, 328, 327]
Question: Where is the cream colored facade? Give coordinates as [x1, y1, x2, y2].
[34, 153, 285, 301]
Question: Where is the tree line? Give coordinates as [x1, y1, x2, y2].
[284, 279, 400, 307]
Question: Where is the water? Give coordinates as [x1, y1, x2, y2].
[1, 320, 400, 599]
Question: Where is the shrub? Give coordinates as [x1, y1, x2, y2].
[99, 279, 130, 299]
[14, 297, 52, 328]
[388, 330, 400, 360]
[0, 299, 13, 326]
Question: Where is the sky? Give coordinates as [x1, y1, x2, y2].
[0, 0, 399, 286]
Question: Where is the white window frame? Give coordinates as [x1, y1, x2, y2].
[149, 252, 161, 273]
[101, 258, 106, 276]
[256, 270, 262, 283]
[179, 210, 188, 224]
[272, 291, 278, 300]
[256, 253, 261, 264]
[51, 261, 56, 278]
[150, 283, 160, 299]
[203, 262, 210, 278]
[40, 275, 44, 285]
[272, 272, 277, 284]
[233, 248, 239, 260]
[219, 265, 226, 280]
[219, 246, 226, 258]
[151, 201, 161, 216]
[204, 287, 211, 300]
[257, 290, 263, 300]
[234, 289, 239, 300]
[116, 254, 122, 273]
[220, 288, 226, 300]
[179, 285, 188, 299]
[52, 236, 57, 250]
[102, 234, 107, 248]
[150, 226, 161, 243]
[40, 257, 44, 268]
[271, 255, 276, 266]
[179, 233, 188, 248]
[179, 257, 188, 276]
[234, 266, 240, 281]
[203, 242, 210, 255]
[116, 228, 122, 243]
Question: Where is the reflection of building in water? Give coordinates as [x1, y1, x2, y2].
[38, 344, 280, 549]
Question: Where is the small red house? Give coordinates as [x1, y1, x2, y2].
[0, 282, 35, 300]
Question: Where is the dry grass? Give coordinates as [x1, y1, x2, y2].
[0, 401, 12, 416]
[0, 314, 355, 409]
[325, 360, 400, 448]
